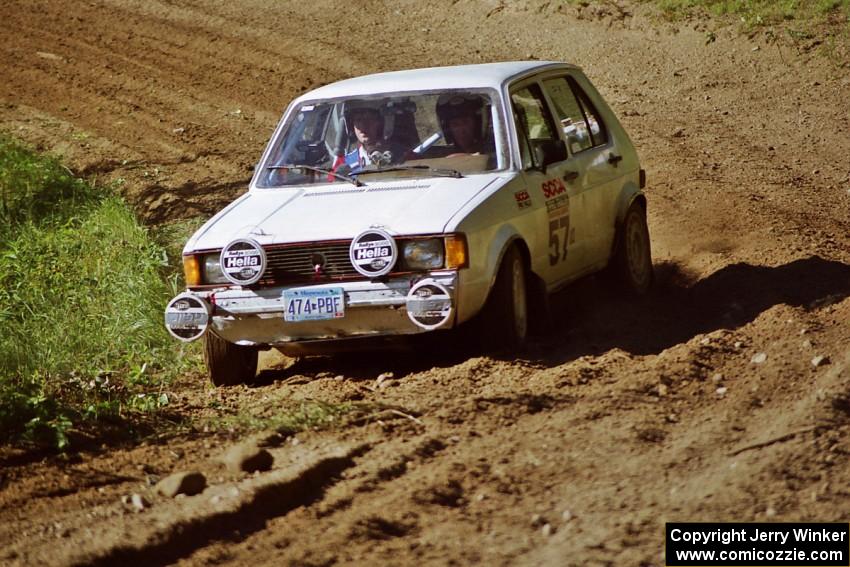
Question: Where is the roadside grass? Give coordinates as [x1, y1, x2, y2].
[649, 0, 850, 26]
[0, 136, 197, 450]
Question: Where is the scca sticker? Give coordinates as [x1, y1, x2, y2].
[350, 229, 397, 277]
[514, 189, 532, 210]
[542, 178, 567, 199]
[541, 178, 571, 267]
[220, 238, 266, 285]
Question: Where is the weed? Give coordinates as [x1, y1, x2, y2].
[643, 0, 850, 26]
[202, 400, 414, 436]
[0, 136, 196, 449]
[568, 0, 850, 64]
[206, 400, 359, 434]
[153, 216, 207, 273]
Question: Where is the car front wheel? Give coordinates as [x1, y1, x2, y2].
[481, 245, 529, 352]
[614, 202, 653, 295]
[204, 332, 258, 387]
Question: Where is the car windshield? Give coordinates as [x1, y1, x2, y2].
[257, 89, 504, 187]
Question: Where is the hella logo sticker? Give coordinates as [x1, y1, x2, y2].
[220, 238, 266, 285]
[349, 229, 397, 277]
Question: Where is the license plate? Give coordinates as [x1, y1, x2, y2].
[283, 287, 345, 322]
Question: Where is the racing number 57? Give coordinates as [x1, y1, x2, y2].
[548, 216, 569, 266]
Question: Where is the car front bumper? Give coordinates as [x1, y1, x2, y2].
[190, 271, 458, 348]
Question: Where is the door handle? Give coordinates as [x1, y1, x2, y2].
[562, 170, 579, 182]
[608, 153, 623, 166]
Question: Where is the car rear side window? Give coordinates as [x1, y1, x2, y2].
[511, 83, 559, 170]
[543, 76, 608, 154]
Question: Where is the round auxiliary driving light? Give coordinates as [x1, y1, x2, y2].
[349, 229, 398, 278]
[164, 293, 211, 342]
[406, 279, 453, 330]
[220, 238, 266, 285]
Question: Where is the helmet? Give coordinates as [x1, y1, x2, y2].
[436, 93, 488, 145]
[343, 99, 385, 137]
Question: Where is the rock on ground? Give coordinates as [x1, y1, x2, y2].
[156, 471, 207, 498]
[223, 444, 274, 473]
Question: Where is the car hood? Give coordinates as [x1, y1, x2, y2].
[184, 174, 508, 252]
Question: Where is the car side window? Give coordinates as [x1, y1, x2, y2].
[543, 76, 609, 154]
[511, 84, 559, 170]
[571, 78, 608, 148]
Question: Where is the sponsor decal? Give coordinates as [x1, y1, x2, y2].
[220, 238, 266, 285]
[514, 189, 532, 210]
[349, 229, 397, 277]
[164, 293, 211, 342]
[542, 177, 567, 199]
[541, 177, 571, 266]
[406, 280, 453, 330]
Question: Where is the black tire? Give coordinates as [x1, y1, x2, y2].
[613, 202, 653, 295]
[204, 332, 258, 387]
[480, 245, 529, 352]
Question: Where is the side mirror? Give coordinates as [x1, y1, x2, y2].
[531, 139, 567, 174]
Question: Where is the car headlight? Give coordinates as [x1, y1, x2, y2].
[402, 239, 445, 270]
[203, 253, 228, 284]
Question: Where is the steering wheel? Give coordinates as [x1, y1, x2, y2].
[295, 140, 334, 167]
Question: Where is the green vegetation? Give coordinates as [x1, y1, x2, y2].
[649, 0, 850, 26]
[0, 136, 194, 449]
[207, 399, 359, 434]
[568, 0, 850, 64]
[204, 399, 421, 436]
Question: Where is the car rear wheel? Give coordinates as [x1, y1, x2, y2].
[614, 202, 653, 295]
[481, 245, 529, 352]
[204, 332, 258, 387]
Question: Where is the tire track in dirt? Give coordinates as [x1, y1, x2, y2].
[171, 301, 850, 565]
[2, 1, 850, 565]
[5, 443, 367, 566]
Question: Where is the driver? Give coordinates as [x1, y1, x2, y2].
[336, 100, 406, 174]
[436, 93, 493, 156]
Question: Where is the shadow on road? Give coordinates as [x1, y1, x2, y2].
[254, 255, 850, 383]
[540, 255, 850, 364]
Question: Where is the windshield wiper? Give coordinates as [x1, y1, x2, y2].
[356, 165, 464, 179]
[266, 164, 364, 187]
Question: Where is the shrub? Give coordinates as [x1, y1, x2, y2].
[0, 136, 193, 448]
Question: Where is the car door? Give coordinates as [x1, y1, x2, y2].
[540, 74, 621, 270]
[509, 81, 588, 287]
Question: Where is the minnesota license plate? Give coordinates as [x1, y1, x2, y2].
[283, 287, 345, 322]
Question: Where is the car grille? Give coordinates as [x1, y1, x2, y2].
[261, 242, 363, 284]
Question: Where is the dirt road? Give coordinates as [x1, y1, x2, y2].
[1, 1, 849, 565]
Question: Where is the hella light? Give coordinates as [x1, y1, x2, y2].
[402, 239, 444, 270]
[203, 254, 228, 284]
[182, 255, 201, 286]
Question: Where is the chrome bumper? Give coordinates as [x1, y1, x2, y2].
[191, 272, 458, 347]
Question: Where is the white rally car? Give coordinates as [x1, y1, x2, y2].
[165, 61, 652, 386]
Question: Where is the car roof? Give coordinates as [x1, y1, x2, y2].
[295, 61, 579, 102]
